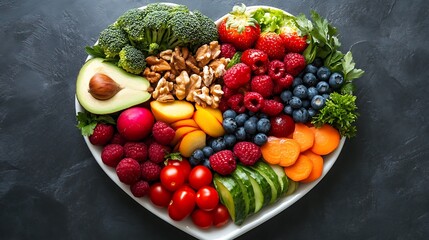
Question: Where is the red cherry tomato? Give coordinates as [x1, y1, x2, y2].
[212, 204, 230, 227]
[191, 208, 213, 229]
[160, 165, 185, 192]
[149, 183, 172, 208]
[166, 159, 191, 182]
[168, 185, 196, 221]
[196, 186, 219, 211]
[188, 165, 212, 190]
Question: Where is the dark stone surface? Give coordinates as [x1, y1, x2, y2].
[1, 0, 428, 239]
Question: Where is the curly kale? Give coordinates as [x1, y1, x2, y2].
[117, 45, 146, 74]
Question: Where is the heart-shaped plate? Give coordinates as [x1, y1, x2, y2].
[75, 4, 346, 240]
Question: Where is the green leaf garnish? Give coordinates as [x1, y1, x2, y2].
[227, 51, 242, 69]
[76, 111, 115, 136]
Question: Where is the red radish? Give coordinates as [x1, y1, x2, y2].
[117, 107, 154, 141]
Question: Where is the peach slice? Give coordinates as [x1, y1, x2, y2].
[170, 119, 199, 130]
[150, 100, 195, 123]
[171, 126, 199, 146]
[195, 104, 223, 123]
[193, 110, 225, 138]
[179, 130, 206, 158]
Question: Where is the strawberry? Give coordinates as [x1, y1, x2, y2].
[218, 4, 261, 51]
[279, 25, 308, 53]
[255, 32, 286, 60]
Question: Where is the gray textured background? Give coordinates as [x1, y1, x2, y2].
[1, 0, 428, 239]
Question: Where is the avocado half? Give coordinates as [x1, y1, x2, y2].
[76, 58, 151, 114]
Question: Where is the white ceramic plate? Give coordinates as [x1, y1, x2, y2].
[75, 4, 345, 240]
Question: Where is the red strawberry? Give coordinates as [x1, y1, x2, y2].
[218, 4, 261, 51]
[223, 63, 251, 89]
[279, 25, 308, 53]
[255, 32, 286, 60]
[240, 49, 269, 75]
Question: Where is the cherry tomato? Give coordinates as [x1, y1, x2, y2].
[212, 204, 230, 227]
[166, 158, 191, 182]
[196, 186, 219, 211]
[191, 208, 213, 229]
[160, 165, 185, 192]
[188, 165, 212, 190]
[149, 183, 172, 208]
[168, 185, 196, 221]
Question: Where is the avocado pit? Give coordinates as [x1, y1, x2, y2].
[88, 73, 122, 100]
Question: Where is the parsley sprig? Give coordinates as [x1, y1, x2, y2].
[76, 111, 115, 136]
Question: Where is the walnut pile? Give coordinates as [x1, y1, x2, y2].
[143, 41, 229, 108]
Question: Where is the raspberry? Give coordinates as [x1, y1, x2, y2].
[250, 75, 274, 98]
[209, 150, 236, 175]
[233, 141, 261, 166]
[130, 180, 150, 197]
[141, 161, 162, 181]
[223, 63, 251, 89]
[268, 60, 286, 81]
[261, 99, 284, 116]
[222, 85, 238, 99]
[109, 132, 126, 145]
[148, 142, 170, 164]
[220, 43, 236, 59]
[227, 94, 246, 113]
[101, 144, 124, 167]
[273, 73, 294, 94]
[283, 53, 306, 76]
[218, 98, 229, 112]
[240, 49, 269, 75]
[152, 121, 175, 145]
[124, 142, 148, 162]
[116, 158, 141, 185]
[89, 123, 114, 146]
[244, 92, 265, 112]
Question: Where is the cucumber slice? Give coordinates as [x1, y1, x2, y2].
[252, 161, 282, 204]
[232, 166, 256, 217]
[241, 166, 271, 211]
[213, 174, 247, 225]
[285, 179, 299, 196]
[269, 164, 289, 196]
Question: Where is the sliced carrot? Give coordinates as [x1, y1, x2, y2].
[284, 154, 313, 181]
[301, 151, 324, 183]
[310, 124, 341, 155]
[261, 137, 300, 166]
[292, 123, 315, 152]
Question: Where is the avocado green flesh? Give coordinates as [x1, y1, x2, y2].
[76, 58, 151, 114]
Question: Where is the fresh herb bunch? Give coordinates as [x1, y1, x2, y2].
[76, 111, 115, 136]
[311, 92, 359, 138]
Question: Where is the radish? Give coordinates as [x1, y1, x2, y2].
[117, 107, 154, 141]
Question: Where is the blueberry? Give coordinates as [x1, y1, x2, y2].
[280, 90, 293, 104]
[311, 95, 326, 110]
[224, 134, 237, 148]
[308, 108, 317, 118]
[202, 146, 214, 157]
[257, 113, 268, 119]
[316, 81, 330, 94]
[235, 113, 249, 127]
[302, 99, 310, 108]
[235, 127, 247, 141]
[244, 117, 258, 134]
[192, 149, 205, 161]
[256, 118, 271, 134]
[292, 77, 303, 88]
[283, 105, 293, 115]
[202, 158, 212, 170]
[292, 108, 310, 123]
[293, 84, 308, 99]
[289, 96, 302, 109]
[312, 57, 324, 68]
[189, 156, 201, 166]
[328, 72, 344, 89]
[303, 73, 318, 86]
[322, 93, 331, 100]
[307, 86, 318, 100]
[305, 64, 318, 74]
[316, 67, 331, 81]
[247, 110, 257, 116]
[254, 133, 268, 146]
[222, 109, 237, 119]
[211, 137, 226, 152]
[222, 117, 237, 134]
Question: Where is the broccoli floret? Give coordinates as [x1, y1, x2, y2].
[167, 11, 201, 48]
[141, 10, 172, 54]
[117, 45, 146, 74]
[143, 3, 173, 15]
[192, 10, 219, 48]
[97, 25, 129, 58]
[115, 8, 146, 43]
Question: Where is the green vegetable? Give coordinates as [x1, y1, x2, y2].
[76, 111, 115, 136]
[117, 45, 146, 75]
[251, 7, 295, 33]
[96, 25, 129, 59]
[311, 92, 359, 138]
[191, 10, 219, 49]
[226, 51, 242, 69]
